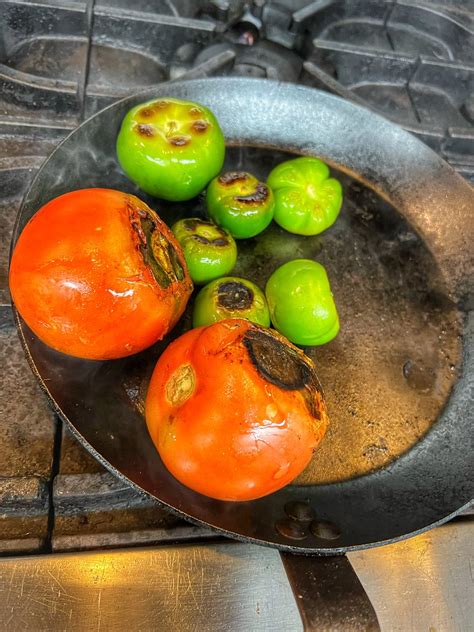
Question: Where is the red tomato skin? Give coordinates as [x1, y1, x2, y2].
[9, 188, 193, 360]
[146, 319, 328, 501]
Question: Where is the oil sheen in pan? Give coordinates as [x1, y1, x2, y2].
[153, 146, 462, 486]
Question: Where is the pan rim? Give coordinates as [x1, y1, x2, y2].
[11, 77, 474, 553]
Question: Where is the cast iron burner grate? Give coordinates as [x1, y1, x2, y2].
[0, 0, 473, 555]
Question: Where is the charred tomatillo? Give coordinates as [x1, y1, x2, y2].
[265, 259, 339, 346]
[267, 157, 342, 235]
[172, 218, 237, 285]
[193, 277, 270, 328]
[206, 171, 274, 239]
[117, 98, 225, 201]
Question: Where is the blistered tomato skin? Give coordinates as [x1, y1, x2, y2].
[145, 319, 329, 501]
[171, 218, 237, 285]
[192, 276, 270, 328]
[9, 188, 193, 360]
[206, 171, 274, 239]
[267, 157, 343, 236]
[117, 98, 225, 201]
[266, 259, 339, 346]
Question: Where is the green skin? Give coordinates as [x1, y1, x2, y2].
[117, 98, 225, 201]
[267, 157, 343, 236]
[206, 172, 274, 239]
[265, 259, 339, 346]
[171, 218, 237, 285]
[193, 277, 271, 328]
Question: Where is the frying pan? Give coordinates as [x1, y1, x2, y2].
[11, 78, 474, 630]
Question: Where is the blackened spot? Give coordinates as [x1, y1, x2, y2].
[217, 281, 254, 310]
[219, 171, 249, 186]
[182, 219, 230, 247]
[128, 201, 184, 288]
[167, 243, 185, 282]
[243, 327, 323, 417]
[169, 136, 189, 146]
[184, 218, 200, 232]
[235, 182, 269, 205]
[213, 238, 228, 247]
[193, 234, 211, 245]
[192, 234, 229, 247]
[192, 120, 209, 133]
[137, 124, 155, 137]
[139, 102, 168, 118]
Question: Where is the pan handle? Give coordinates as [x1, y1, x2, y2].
[280, 552, 380, 631]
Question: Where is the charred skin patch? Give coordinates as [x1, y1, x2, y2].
[217, 281, 254, 311]
[128, 201, 185, 289]
[191, 120, 209, 133]
[166, 364, 196, 407]
[243, 327, 324, 419]
[218, 172, 249, 186]
[193, 235, 228, 246]
[235, 183, 270, 205]
[169, 136, 190, 147]
[182, 218, 230, 247]
[139, 101, 169, 118]
[136, 124, 155, 137]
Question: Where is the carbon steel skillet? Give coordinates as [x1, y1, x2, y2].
[11, 78, 473, 629]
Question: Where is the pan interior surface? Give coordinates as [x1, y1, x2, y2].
[14, 79, 473, 551]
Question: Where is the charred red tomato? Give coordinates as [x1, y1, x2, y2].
[9, 188, 193, 360]
[146, 319, 328, 501]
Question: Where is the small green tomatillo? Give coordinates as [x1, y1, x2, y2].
[117, 97, 225, 201]
[193, 277, 270, 328]
[265, 259, 339, 346]
[267, 157, 343, 236]
[206, 171, 274, 239]
[171, 218, 237, 285]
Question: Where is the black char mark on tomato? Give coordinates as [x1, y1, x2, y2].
[218, 171, 249, 186]
[235, 183, 270, 205]
[128, 201, 185, 289]
[242, 326, 324, 419]
[217, 280, 254, 310]
[183, 218, 230, 247]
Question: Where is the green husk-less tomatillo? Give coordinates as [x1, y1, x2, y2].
[172, 218, 237, 285]
[268, 157, 343, 236]
[193, 277, 270, 328]
[206, 171, 274, 239]
[117, 98, 225, 201]
[266, 259, 339, 346]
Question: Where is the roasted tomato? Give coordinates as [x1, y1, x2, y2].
[117, 98, 225, 201]
[206, 171, 274, 239]
[146, 319, 328, 501]
[192, 276, 270, 328]
[267, 157, 343, 236]
[172, 218, 237, 285]
[9, 188, 193, 360]
[266, 259, 339, 346]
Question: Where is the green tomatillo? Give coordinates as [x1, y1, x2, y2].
[267, 157, 343, 236]
[117, 98, 225, 201]
[193, 277, 270, 328]
[171, 218, 237, 285]
[265, 259, 339, 346]
[206, 171, 274, 239]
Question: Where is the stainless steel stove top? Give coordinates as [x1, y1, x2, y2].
[1, 0, 473, 557]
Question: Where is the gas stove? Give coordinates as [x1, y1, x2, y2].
[1, 0, 473, 605]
